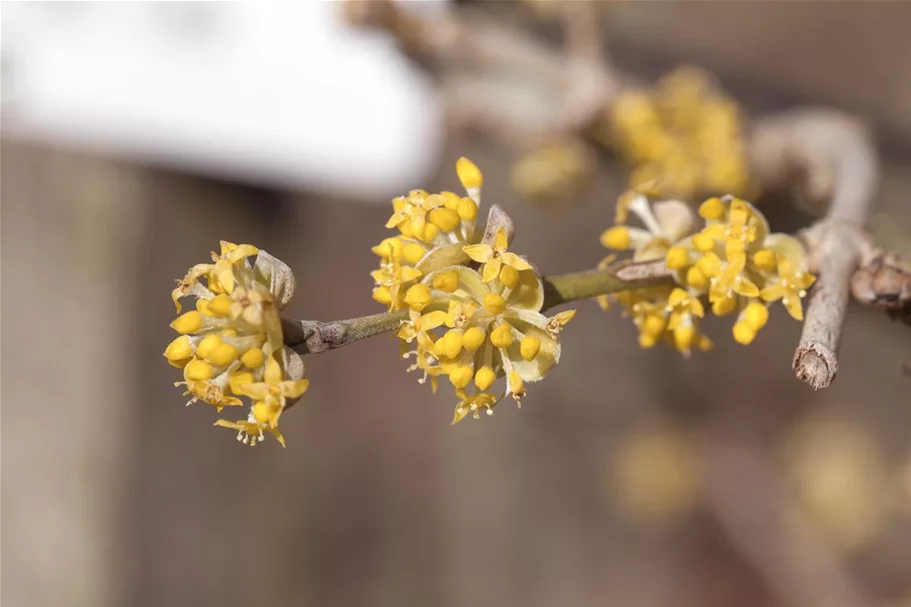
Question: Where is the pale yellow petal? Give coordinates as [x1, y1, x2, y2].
[463, 244, 493, 263]
[501, 252, 533, 271]
[481, 258, 502, 283]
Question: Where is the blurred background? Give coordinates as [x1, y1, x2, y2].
[2, 2, 910, 607]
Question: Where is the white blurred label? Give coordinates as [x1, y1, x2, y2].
[1, 2, 444, 200]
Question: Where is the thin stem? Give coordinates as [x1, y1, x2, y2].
[541, 259, 672, 310]
[283, 259, 675, 355]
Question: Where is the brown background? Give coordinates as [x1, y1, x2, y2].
[3, 3, 910, 607]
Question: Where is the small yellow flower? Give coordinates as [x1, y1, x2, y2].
[601, 194, 814, 354]
[398, 258, 572, 422]
[510, 137, 594, 204]
[464, 228, 533, 283]
[371, 159, 486, 311]
[235, 356, 310, 417]
[600, 193, 695, 262]
[167, 243, 307, 446]
[602, 66, 756, 200]
[761, 256, 816, 321]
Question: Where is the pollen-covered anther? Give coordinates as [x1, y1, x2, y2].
[743, 301, 769, 331]
[490, 323, 514, 349]
[206, 343, 239, 367]
[520, 336, 541, 361]
[404, 284, 433, 312]
[499, 265, 520, 289]
[441, 329, 464, 360]
[665, 246, 690, 270]
[686, 266, 708, 289]
[752, 249, 777, 271]
[195, 334, 221, 359]
[456, 157, 483, 190]
[449, 364, 474, 389]
[483, 293, 507, 315]
[699, 197, 725, 221]
[432, 271, 460, 293]
[462, 327, 486, 350]
[475, 366, 496, 391]
[164, 335, 194, 363]
[171, 311, 203, 334]
[207, 294, 233, 317]
[185, 359, 214, 382]
[428, 208, 461, 232]
[732, 321, 756, 345]
[601, 226, 632, 250]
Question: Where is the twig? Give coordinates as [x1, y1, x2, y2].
[749, 110, 879, 388]
[282, 259, 675, 355]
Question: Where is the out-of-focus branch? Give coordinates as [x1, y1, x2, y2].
[748, 110, 879, 388]
[703, 440, 873, 607]
[343, 0, 619, 142]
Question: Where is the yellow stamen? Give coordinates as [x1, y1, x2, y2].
[601, 226, 631, 250]
[519, 336, 541, 361]
[164, 335, 193, 361]
[499, 265, 520, 289]
[171, 311, 203, 334]
[432, 271, 460, 293]
[457, 197, 478, 221]
[699, 197, 725, 221]
[401, 242, 427, 266]
[462, 327, 486, 350]
[207, 343, 239, 367]
[712, 296, 736, 316]
[674, 325, 696, 352]
[441, 191, 461, 210]
[475, 366, 496, 391]
[428, 208, 461, 232]
[404, 284, 433, 311]
[483, 293, 506, 315]
[752, 249, 777, 272]
[419, 222, 440, 243]
[185, 359, 214, 381]
[252, 402, 272, 425]
[732, 321, 756, 345]
[207, 294, 233, 317]
[195, 334, 222, 359]
[642, 314, 666, 337]
[241, 347, 265, 369]
[442, 330, 464, 360]
[228, 371, 254, 394]
[490, 323, 514, 349]
[743, 301, 769, 331]
[692, 232, 715, 253]
[686, 266, 708, 289]
[372, 286, 392, 305]
[449, 364, 474, 389]
[665, 246, 689, 270]
[456, 157, 483, 189]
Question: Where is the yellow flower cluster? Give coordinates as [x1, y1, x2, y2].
[602, 66, 755, 201]
[510, 137, 594, 205]
[371, 158, 481, 311]
[600, 193, 815, 354]
[376, 159, 575, 423]
[165, 242, 308, 447]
